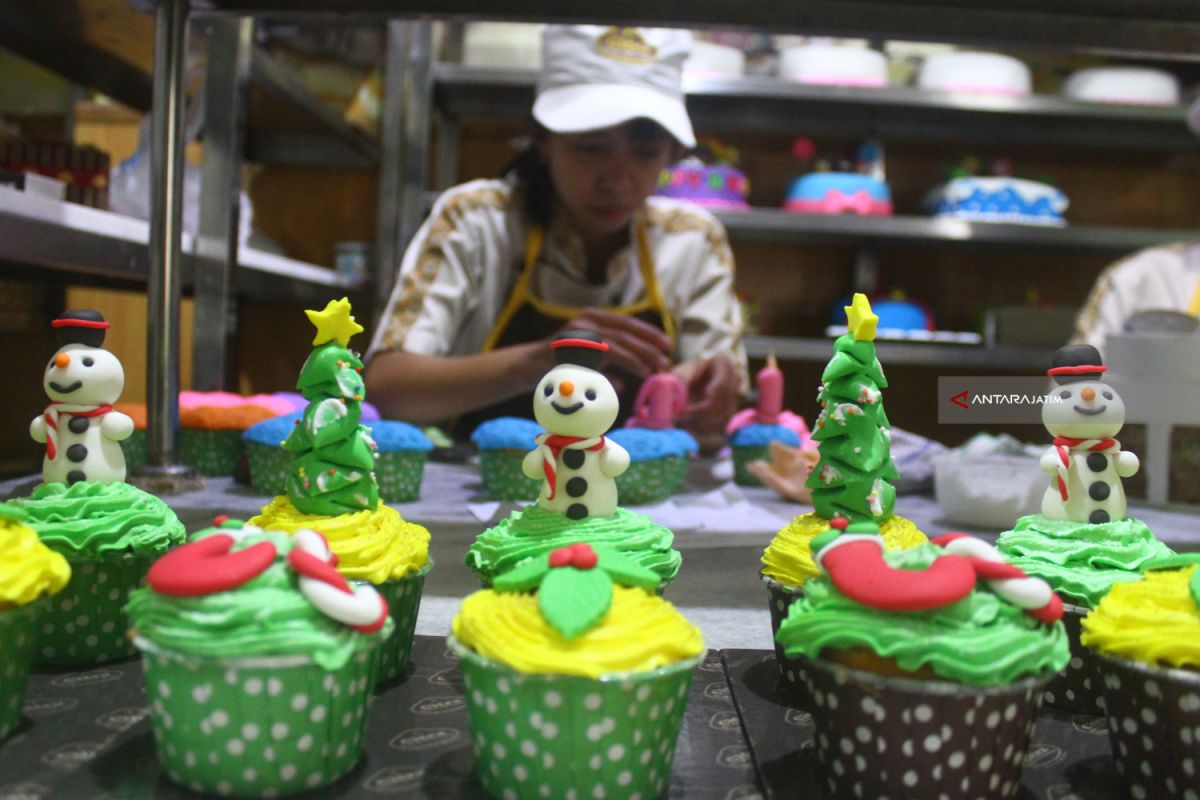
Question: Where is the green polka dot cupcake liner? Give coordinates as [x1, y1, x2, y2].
[376, 451, 427, 503]
[448, 636, 699, 800]
[181, 429, 245, 477]
[732, 445, 770, 487]
[134, 635, 383, 797]
[246, 442, 292, 497]
[35, 554, 151, 667]
[616, 456, 689, 505]
[761, 572, 808, 700]
[367, 560, 431, 686]
[479, 451, 540, 501]
[0, 599, 44, 739]
[121, 430, 148, 469]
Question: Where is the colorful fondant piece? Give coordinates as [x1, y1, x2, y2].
[784, 172, 892, 216]
[726, 354, 812, 447]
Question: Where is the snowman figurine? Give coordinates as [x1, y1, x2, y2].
[522, 331, 630, 520]
[29, 310, 134, 485]
[1039, 344, 1139, 524]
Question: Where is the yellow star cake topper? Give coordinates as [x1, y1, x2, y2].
[845, 293, 878, 342]
[306, 297, 363, 347]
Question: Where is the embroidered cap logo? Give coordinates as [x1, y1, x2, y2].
[595, 27, 658, 64]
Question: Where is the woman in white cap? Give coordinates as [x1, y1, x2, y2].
[365, 25, 746, 451]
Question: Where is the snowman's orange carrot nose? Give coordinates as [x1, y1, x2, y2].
[54, 353, 70, 368]
[1081, 387, 1095, 402]
[559, 380, 574, 396]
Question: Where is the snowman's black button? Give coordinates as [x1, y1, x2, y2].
[563, 450, 586, 469]
[67, 444, 88, 463]
[1087, 453, 1108, 472]
[566, 477, 588, 498]
[566, 503, 588, 520]
[68, 416, 89, 434]
[67, 470, 86, 485]
[1089, 481, 1111, 501]
[1089, 509, 1110, 524]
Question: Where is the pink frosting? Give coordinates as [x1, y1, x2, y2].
[784, 192, 892, 216]
[179, 391, 296, 416]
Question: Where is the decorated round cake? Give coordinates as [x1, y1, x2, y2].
[783, 172, 892, 216]
[917, 50, 1031, 96]
[1062, 66, 1180, 106]
[451, 541, 703, 800]
[778, 43, 888, 87]
[655, 157, 749, 210]
[127, 520, 392, 796]
[465, 332, 682, 587]
[924, 175, 1068, 226]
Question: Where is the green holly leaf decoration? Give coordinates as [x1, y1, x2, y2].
[594, 548, 661, 590]
[493, 556, 552, 593]
[539, 566, 613, 641]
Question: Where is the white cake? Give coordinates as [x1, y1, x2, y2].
[684, 40, 745, 79]
[463, 23, 544, 71]
[778, 44, 888, 87]
[917, 51, 1031, 96]
[1062, 66, 1180, 106]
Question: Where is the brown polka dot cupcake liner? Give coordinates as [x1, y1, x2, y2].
[0, 599, 44, 739]
[1093, 650, 1200, 800]
[368, 561, 431, 687]
[34, 555, 151, 667]
[1041, 603, 1105, 715]
[761, 572, 808, 701]
[448, 636, 700, 800]
[616, 456, 689, 505]
[479, 451, 541, 501]
[799, 654, 1051, 800]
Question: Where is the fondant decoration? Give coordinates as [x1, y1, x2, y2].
[917, 51, 1031, 96]
[626, 372, 687, 430]
[805, 295, 899, 523]
[284, 298, 380, 515]
[148, 518, 388, 632]
[745, 440, 821, 502]
[493, 542, 660, 640]
[30, 310, 134, 484]
[1063, 66, 1180, 107]
[924, 176, 1067, 226]
[784, 172, 892, 215]
[778, 43, 888, 87]
[812, 519, 1063, 622]
[1039, 344, 1139, 524]
[521, 331, 630, 520]
[726, 354, 812, 446]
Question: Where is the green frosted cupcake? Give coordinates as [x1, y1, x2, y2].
[370, 421, 433, 503]
[451, 543, 703, 800]
[609, 427, 697, 504]
[471, 417, 543, 501]
[0, 504, 70, 739]
[729, 423, 801, 486]
[8, 481, 185, 666]
[127, 521, 392, 797]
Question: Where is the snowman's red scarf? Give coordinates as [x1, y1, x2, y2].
[43, 402, 112, 460]
[1051, 436, 1118, 502]
[539, 435, 605, 500]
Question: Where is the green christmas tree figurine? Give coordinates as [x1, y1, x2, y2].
[805, 293, 899, 523]
[283, 297, 379, 515]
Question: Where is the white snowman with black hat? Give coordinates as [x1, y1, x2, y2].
[1039, 343, 1139, 524]
[522, 331, 630, 520]
[29, 309, 134, 485]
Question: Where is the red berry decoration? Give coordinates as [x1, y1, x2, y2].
[571, 543, 598, 570]
[829, 516, 849, 532]
[549, 547, 574, 568]
[148, 535, 277, 597]
[212, 515, 230, 527]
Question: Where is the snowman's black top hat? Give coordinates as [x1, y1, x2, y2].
[551, 331, 609, 370]
[52, 309, 109, 349]
[1047, 344, 1106, 383]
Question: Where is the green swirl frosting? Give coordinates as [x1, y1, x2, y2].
[996, 514, 1173, 607]
[126, 527, 391, 671]
[465, 506, 681, 584]
[9, 482, 186, 558]
[776, 544, 1070, 686]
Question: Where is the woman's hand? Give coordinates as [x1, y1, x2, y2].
[560, 308, 672, 377]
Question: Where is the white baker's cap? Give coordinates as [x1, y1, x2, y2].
[533, 25, 696, 148]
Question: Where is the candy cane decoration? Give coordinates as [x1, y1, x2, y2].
[290, 528, 388, 633]
[932, 534, 1063, 623]
[148, 527, 277, 597]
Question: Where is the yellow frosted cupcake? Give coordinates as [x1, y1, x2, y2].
[0, 504, 70, 739]
[450, 543, 703, 800]
[1082, 555, 1200, 799]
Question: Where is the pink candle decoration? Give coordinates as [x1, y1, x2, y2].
[725, 353, 813, 448]
[626, 372, 687, 430]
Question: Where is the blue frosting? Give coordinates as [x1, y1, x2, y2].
[471, 417, 544, 451]
[242, 412, 432, 452]
[786, 173, 891, 203]
[243, 412, 303, 446]
[729, 423, 801, 448]
[609, 427, 699, 462]
[926, 179, 1066, 222]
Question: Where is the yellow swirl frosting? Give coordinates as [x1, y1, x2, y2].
[0, 508, 70, 609]
[453, 586, 704, 678]
[1081, 566, 1200, 670]
[761, 512, 925, 588]
[250, 495, 429, 583]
